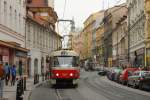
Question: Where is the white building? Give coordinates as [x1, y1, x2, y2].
[0, 0, 26, 47]
[0, 0, 29, 76]
[127, 0, 145, 66]
[26, 0, 62, 76]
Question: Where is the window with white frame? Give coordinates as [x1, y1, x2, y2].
[4, 1, 7, 25]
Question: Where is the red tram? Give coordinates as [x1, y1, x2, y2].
[50, 50, 80, 87]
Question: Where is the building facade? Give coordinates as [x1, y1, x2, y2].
[0, 0, 28, 76]
[127, 0, 145, 67]
[83, 11, 103, 61]
[26, 0, 61, 76]
[112, 16, 128, 67]
[0, 0, 26, 47]
[93, 11, 105, 66]
[145, 0, 150, 67]
[103, 4, 127, 67]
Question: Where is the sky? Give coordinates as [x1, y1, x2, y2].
[54, 0, 126, 48]
[54, 0, 126, 28]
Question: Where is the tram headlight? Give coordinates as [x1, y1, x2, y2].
[56, 73, 59, 77]
[70, 73, 73, 77]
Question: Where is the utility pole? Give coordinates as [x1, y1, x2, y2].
[57, 19, 75, 49]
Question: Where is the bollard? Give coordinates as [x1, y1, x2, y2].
[37, 74, 39, 83]
[34, 74, 36, 84]
[21, 78, 24, 94]
[16, 80, 23, 100]
[24, 77, 26, 91]
[42, 73, 44, 81]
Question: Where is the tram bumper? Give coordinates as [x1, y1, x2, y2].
[51, 78, 79, 85]
[73, 79, 79, 85]
[51, 79, 56, 85]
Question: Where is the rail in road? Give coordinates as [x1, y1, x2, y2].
[55, 89, 72, 100]
[29, 72, 150, 100]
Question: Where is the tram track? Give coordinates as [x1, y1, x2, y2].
[55, 89, 72, 100]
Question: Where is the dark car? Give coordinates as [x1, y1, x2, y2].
[107, 67, 122, 81]
[128, 71, 150, 89]
[119, 68, 139, 85]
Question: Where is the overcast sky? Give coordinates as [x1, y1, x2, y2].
[54, 0, 126, 27]
[54, 0, 126, 48]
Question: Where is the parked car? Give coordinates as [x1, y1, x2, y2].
[107, 67, 122, 81]
[98, 68, 107, 76]
[119, 68, 139, 85]
[128, 71, 150, 89]
[114, 68, 123, 82]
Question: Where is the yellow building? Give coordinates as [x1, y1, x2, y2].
[145, 0, 150, 67]
[96, 21, 105, 65]
[82, 11, 104, 60]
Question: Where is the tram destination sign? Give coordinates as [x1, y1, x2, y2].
[61, 51, 68, 56]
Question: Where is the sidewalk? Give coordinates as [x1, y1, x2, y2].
[2, 77, 44, 100]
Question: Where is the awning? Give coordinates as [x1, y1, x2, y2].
[0, 40, 29, 52]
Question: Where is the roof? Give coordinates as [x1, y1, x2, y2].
[83, 10, 105, 25]
[50, 50, 79, 57]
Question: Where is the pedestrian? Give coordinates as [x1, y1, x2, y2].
[4, 63, 10, 86]
[10, 65, 16, 86]
[0, 61, 5, 98]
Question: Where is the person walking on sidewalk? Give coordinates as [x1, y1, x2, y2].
[10, 65, 16, 86]
[0, 61, 5, 98]
[4, 63, 10, 86]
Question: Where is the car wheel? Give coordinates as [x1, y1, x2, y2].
[127, 81, 130, 87]
[139, 82, 143, 90]
[133, 82, 137, 88]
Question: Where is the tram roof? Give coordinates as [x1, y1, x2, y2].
[50, 50, 79, 57]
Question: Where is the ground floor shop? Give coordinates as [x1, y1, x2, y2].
[130, 48, 145, 67]
[0, 40, 28, 77]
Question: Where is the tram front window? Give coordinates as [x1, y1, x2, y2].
[53, 56, 79, 67]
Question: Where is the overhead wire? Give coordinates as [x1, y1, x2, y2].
[63, 0, 67, 19]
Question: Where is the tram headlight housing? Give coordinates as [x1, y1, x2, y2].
[70, 73, 73, 77]
[56, 73, 59, 77]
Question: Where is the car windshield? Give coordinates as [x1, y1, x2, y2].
[52, 56, 79, 67]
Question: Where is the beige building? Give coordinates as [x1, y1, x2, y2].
[104, 4, 127, 67]
[112, 16, 128, 67]
[127, 0, 145, 67]
[0, 0, 26, 47]
[0, 0, 29, 76]
[83, 11, 104, 60]
[145, 0, 150, 67]
[93, 11, 105, 65]
[26, 0, 62, 76]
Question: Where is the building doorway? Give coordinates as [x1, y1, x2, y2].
[34, 58, 38, 75]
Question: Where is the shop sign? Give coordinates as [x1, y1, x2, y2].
[2, 56, 9, 62]
[15, 50, 27, 57]
[136, 48, 144, 55]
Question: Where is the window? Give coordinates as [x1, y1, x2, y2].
[19, 13, 21, 33]
[9, 6, 12, 28]
[15, 10, 17, 31]
[4, 1, 7, 25]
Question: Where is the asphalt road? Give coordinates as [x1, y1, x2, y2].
[29, 71, 150, 100]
